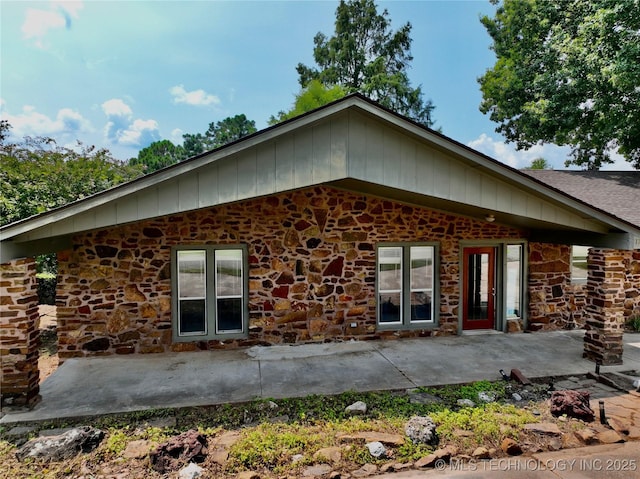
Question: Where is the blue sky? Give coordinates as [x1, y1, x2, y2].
[1, 0, 631, 169]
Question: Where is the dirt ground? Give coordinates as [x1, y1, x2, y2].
[38, 305, 58, 383]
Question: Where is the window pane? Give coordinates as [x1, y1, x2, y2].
[178, 250, 206, 298]
[179, 299, 206, 335]
[506, 245, 522, 319]
[410, 246, 433, 322]
[411, 292, 432, 321]
[217, 298, 243, 332]
[379, 292, 401, 323]
[378, 247, 402, 291]
[216, 249, 243, 297]
[410, 246, 433, 291]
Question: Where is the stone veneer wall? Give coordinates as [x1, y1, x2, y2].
[56, 186, 525, 360]
[0, 257, 40, 406]
[583, 249, 627, 364]
[624, 250, 640, 323]
[527, 243, 574, 330]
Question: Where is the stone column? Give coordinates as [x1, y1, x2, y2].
[0, 257, 40, 406]
[583, 248, 626, 365]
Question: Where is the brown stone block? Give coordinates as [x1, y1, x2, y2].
[276, 310, 307, 324]
[125, 285, 146, 301]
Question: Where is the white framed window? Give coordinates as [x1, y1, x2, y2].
[571, 245, 590, 285]
[172, 245, 248, 342]
[377, 243, 438, 328]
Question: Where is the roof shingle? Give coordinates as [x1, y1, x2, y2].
[524, 170, 640, 228]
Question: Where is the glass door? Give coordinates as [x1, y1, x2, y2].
[463, 247, 496, 330]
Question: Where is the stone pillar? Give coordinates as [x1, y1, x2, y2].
[0, 257, 40, 407]
[583, 248, 626, 365]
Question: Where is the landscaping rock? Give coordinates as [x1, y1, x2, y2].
[472, 446, 491, 459]
[574, 428, 597, 444]
[16, 426, 104, 462]
[123, 439, 153, 459]
[550, 390, 595, 421]
[352, 463, 377, 477]
[596, 430, 625, 444]
[150, 429, 207, 473]
[457, 399, 475, 408]
[179, 462, 204, 479]
[345, 401, 367, 415]
[313, 447, 342, 463]
[236, 472, 260, 479]
[366, 441, 386, 458]
[512, 393, 522, 402]
[209, 430, 241, 465]
[500, 438, 522, 456]
[405, 416, 439, 446]
[522, 423, 562, 436]
[415, 446, 455, 468]
[478, 391, 496, 403]
[303, 464, 332, 477]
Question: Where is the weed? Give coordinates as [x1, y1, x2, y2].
[626, 315, 640, 332]
[432, 403, 537, 448]
[227, 423, 327, 471]
[104, 428, 130, 456]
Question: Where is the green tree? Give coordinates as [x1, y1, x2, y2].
[0, 123, 142, 227]
[130, 139, 185, 173]
[181, 114, 257, 158]
[295, 0, 434, 127]
[526, 158, 551, 170]
[268, 80, 348, 125]
[479, 0, 640, 170]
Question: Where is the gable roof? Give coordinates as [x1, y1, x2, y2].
[2, 94, 640, 261]
[524, 170, 640, 229]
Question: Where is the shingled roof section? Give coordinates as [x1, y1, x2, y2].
[524, 170, 640, 229]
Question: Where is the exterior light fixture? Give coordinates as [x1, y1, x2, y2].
[485, 214, 496, 223]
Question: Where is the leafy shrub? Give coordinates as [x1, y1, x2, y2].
[36, 273, 56, 305]
[626, 316, 640, 332]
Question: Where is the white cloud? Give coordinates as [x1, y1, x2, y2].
[467, 134, 572, 169]
[468, 133, 637, 171]
[0, 103, 91, 138]
[600, 151, 635, 171]
[118, 119, 160, 146]
[21, 1, 84, 48]
[170, 128, 184, 145]
[170, 84, 220, 107]
[101, 98, 160, 147]
[101, 98, 133, 117]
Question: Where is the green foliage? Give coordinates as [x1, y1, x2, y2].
[0, 123, 143, 227]
[526, 158, 551, 170]
[130, 139, 185, 173]
[228, 423, 325, 471]
[295, 0, 434, 127]
[104, 428, 130, 456]
[479, 0, 640, 169]
[181, 114, 257, 159]
[432, 403, 537, 446]
[269, 80, 348, 125]
[130, 115, 257, 173]
[626, 315, 640, 332]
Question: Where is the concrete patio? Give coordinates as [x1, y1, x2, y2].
[2, 330, 640, 424]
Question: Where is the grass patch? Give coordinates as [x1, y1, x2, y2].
[432, 403, 538, 449]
